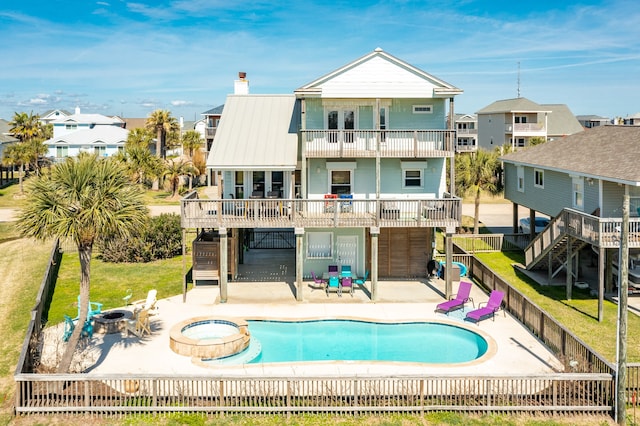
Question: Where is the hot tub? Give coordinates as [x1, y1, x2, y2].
[169, 316, 250, 359]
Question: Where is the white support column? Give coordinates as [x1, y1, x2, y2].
[295, 227, 305, 302]
[371, 227, 379, 301]
[219, 227, 228, 303]
[445, 228, 453, 299]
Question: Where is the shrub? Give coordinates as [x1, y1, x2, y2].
[97, 213, 182, 263]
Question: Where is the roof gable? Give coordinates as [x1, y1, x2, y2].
[295, 48, 462, 99]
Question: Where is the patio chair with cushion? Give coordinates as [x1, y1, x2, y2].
[326, 274, 341, 297]
[132, 289, 158, 316]
[465, 290, 505, 324]
[328, 264, 339, 274]
[341, 264, 352, 277]
[435, 281, 474, 315]
[341, 276, 354, 297]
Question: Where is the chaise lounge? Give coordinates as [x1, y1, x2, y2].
[435, 281, 474, 314]
[465, 290, 504, 324]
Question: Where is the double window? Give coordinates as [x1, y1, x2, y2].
[403, 170, 422, 188]
[330, 170, 352, 195]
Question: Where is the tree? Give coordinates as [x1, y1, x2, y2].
[145, 110, 179, 159]
[455, 149, 501, 234]
[1, 143, 31, 194]
[163, 158, 197, 199]
[528, 136, 546, 146]
[9, 111, 43, 143]
[181, 130, 203, 159]
[16, 154, 148, 373]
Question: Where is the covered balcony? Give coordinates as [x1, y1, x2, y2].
[181, 193, 461, 230]
[302, 129, 455, 158]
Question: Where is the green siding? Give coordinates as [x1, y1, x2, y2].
[305, 98, 324, 129]
[359, 106, 373, 129]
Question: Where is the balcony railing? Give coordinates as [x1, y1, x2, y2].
[205, 127, 217, 139]
[302, 129, 455, 158]
[505, 123, 546, 134]
[456, 128, 477, 135]
[181, 196, 461, 229]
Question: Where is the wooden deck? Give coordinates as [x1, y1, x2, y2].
[181, 197, 461, 229]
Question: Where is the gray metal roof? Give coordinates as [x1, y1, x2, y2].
[202, 105, 224, 115]
[206, 95, 300, 171]
[500, 125, 640, 185]
[44, 126, 129, 145]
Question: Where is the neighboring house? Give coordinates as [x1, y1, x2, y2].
[44, 108, 127, 161]
[576, 114, 610, 129]
[201, 104, 224, 152]
[452, 113, 477, 152]
[624, 112, 640, 126]
[0, 118, 19, 160]
[40, 109, 71, 125]
[500, 125, 640, 320]
[183, 48, 463, 300]
[540, 104, 583, 142]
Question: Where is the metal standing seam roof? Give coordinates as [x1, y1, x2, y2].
[500, 125, 640, 185]
[206, 95, 300, 171]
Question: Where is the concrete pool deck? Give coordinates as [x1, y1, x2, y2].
[43, 277, 565, 377]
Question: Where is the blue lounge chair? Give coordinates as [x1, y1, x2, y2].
[435, 281, 474, 314]
[354, 270, 369, 286]
[465, 290, 505, 324]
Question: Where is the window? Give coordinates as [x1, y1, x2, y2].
[65, 124, 77, 131]
[56, 146, 68, 158]
[412, 105, 432, 114]
[330, 170, 352, 195]
[307, 232, 332, 259]
[517, 166, 524, 192]
[572, 177, 584, 210]
[403, 170, 422, 188]
[94, 146, 106, 156]
[271, 171, 283, 197]
[515, 116, 527, 124]
[234, 171, 244, 199]
[534, 169, 544, 188]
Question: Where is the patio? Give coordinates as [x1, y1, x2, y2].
[41, 277, 564, 378]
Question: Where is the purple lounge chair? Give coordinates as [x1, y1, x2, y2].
[435, 281, 474, 314]
[465, 290, 505, 324]
[310, 271, 327, 291]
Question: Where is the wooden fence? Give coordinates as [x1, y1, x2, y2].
[14, 374, 613, 416]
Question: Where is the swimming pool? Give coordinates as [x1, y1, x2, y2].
[200, 319, 488, 365]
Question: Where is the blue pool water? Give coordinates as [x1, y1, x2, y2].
[202, 320, 487, 365]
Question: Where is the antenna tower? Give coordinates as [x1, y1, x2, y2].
[517, 62, 521, 98]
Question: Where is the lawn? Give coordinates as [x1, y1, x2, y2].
[47, 252, 187, 325]
[0, 181, 27, 209]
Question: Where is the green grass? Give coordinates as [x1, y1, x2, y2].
[474, 250, 640, 363]
[47, 252, 187, 325]
[0, 181, 27, 209]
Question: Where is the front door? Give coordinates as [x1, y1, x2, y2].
[336, 235, 358, 275]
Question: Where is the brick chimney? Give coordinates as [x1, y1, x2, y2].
[234, 72, 249, 95]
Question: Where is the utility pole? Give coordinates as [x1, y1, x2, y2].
[616, 185, 629, 424]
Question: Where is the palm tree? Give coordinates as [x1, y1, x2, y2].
[163, 158, 197, 199]
[16, 154, 148, 373]
[9, 111, 43, 142]
[455, 149, 501, 234]
[1, 143, 31, 194]
[145, 110, 179, 159]
[181, 130, 203, 159]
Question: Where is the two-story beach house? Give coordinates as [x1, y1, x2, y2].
[500, 125, 640, 321]
[453, 113, 477, 152]
[181, 48, 463, 301]
[44, 107, 128, 161]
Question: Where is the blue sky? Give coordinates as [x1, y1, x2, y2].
[1, 0, 638, 122]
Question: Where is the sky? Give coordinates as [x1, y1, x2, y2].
[1, 0, 639, 122]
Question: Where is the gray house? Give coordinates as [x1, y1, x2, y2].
[500, 125, 640, 321]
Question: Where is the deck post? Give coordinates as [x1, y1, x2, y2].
[219, 227, 228, 303]
[370, 227, 379, 301]
[445, 228, 453, 299]
[598, 246, 604, 321]
[295, 227, 304, 301]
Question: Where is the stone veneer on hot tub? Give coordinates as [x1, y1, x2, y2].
[169, 316, 250, 359]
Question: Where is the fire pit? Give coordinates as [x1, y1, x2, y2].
[94, 309, 133, 334]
